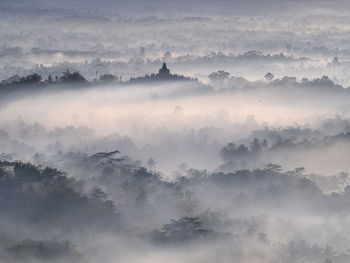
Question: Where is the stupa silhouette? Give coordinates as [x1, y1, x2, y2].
[129, 62, 193, 83]
[158, 63, 171, 79]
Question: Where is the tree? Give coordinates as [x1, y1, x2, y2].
[7, 239, 82, 261]
[19, 74, 42, 85]
[264, 163, 282, 173]
[100, 74, 118, 82]
[60, 70, 86, 83]
[48, 74, 53, 83]
[208, 70, 230, 88]
[250, 138, 263, 153]
[265, 72, 274, 81]
[159, 216, 211, 242]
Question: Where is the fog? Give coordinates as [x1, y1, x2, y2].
[3, 0, 350, 85]
[2, 1, 350, 263]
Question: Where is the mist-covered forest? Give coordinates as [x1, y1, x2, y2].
[2, 0, 350, 262]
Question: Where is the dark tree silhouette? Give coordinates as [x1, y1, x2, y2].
[155, 216, 211, 243]
[208, 70, 230, 82]
[100, 74, 119, 82]
[265, 72, 274, 81]
[60, 70, 86, 83]
[7, 239, 82, 262]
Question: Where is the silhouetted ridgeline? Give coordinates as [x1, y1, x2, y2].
[1, 70, 103, 91]
[0, 63, 196, 94]
[0, 64, 205, 104]
[1, 63, 350, 102]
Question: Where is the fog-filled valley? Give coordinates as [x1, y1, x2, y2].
[2, 0, 350, 262]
